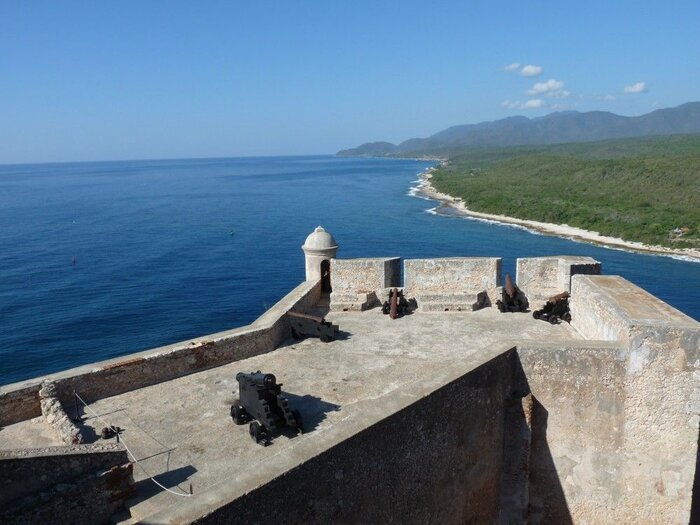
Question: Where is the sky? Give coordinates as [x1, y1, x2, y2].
[1, 1, 699, 163]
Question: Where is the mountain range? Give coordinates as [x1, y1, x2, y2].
[337, 102, 700, 157]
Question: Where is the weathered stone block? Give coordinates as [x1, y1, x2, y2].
[517, 256, 600, 304]
[330, 258, 400, 310]
[39, 380, 83, 445]
[569, 274, 700, 523]
[404, 257, 501, 311]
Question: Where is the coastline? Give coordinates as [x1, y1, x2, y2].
[415, 166, 700, 263]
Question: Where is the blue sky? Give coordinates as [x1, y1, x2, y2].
[1, 1, 698, 163]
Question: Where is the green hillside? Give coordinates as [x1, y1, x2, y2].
[430, 135, 700, 248]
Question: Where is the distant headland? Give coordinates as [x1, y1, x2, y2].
[339, 103, 700, 259]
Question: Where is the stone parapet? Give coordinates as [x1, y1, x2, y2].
[516, 256, 600, 305]
[330, 258, 400, 310]
[569, 274, 700, 523]
[404, 257, 501, 311]
[0, 279, 322, 427]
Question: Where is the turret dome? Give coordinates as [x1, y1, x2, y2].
[302, 226, 338, 254]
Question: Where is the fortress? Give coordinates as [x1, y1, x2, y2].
[1, 226, 698, 524]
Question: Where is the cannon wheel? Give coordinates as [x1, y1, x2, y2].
[292, 410, 304, 434]
[320, 334, 331, 343]
[231, 401, 247, 425]
[249, 421, 263, 443]
[532, 311, 540, 320]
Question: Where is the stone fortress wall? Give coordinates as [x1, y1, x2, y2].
[0, 225, 698, 524]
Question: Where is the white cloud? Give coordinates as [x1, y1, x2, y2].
[503, 62, 520, 72]
[501, 99, 545, 110]
[603, 94, 616, 101]
[522, 99, 545, 109]
[521, 64, 543, 77]
[526, 79, 565, 96]
[624, 81, 648, 93]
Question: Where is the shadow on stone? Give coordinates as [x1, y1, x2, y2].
[527, 396, 573, 524]
[127, 464, 197, 506]
[278, 330, 352, 349]
[283, 393, 341, 434]
[332, 330, 352, 341]
[499, 352, 573, 524]
[690, 426, 700, 523]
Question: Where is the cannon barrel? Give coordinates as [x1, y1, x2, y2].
[547, 291, 570, 304]
[504, 273, 516, 299]
[236, 371, 277, 389]
[389, 287, 398, 319]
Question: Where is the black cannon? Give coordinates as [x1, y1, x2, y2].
[381, 288, 416, 319]
[533, 292, 572, 324]
[496, 274, 529, 313]
[231, 371, 302, 445]
[287, 311, 338, 342]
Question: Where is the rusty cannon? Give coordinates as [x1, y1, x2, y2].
[533, 291, 572, 324]
[231, 371, 303, 445]
[287, 310, 339, 342]
[496, 273, 529, 313]
[381, 288, 416, 319]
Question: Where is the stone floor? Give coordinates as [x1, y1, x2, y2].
[0, 308, 583, 523]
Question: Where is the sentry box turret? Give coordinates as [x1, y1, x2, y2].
[231, 371, 303, 445]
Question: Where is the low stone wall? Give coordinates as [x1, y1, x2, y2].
[0, 443, 133, 524]
[0, 280, 321, 427]
[516, 256, 600, 304]
[569, 275, 700, 523]
[330, 258, 400, 311]
[190, 349, 520, 524]
[404, 257, 501, 311]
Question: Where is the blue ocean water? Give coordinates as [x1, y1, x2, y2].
[0, 155, 698, 385]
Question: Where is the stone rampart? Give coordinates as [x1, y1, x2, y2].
[0, 279, 321, 427]
[329, 257, 400, 311]
[154, 348, 525, 524]
[569, 275, 700, 523]
[404, 257, 501, 311]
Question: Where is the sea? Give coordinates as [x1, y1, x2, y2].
[1, 155, 698, 386]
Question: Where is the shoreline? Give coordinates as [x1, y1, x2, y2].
[415, 166, 700, 263]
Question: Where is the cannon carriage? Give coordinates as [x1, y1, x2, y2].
[533, 291, 572, 324]
[496, 273, 529, 313]
[231, 371, 303, 445]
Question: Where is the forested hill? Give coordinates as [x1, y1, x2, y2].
[338, 102, 700, 157]
[429, 134, 700, 249]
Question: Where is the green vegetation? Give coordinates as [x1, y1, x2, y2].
[430, 135, 700, 248]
